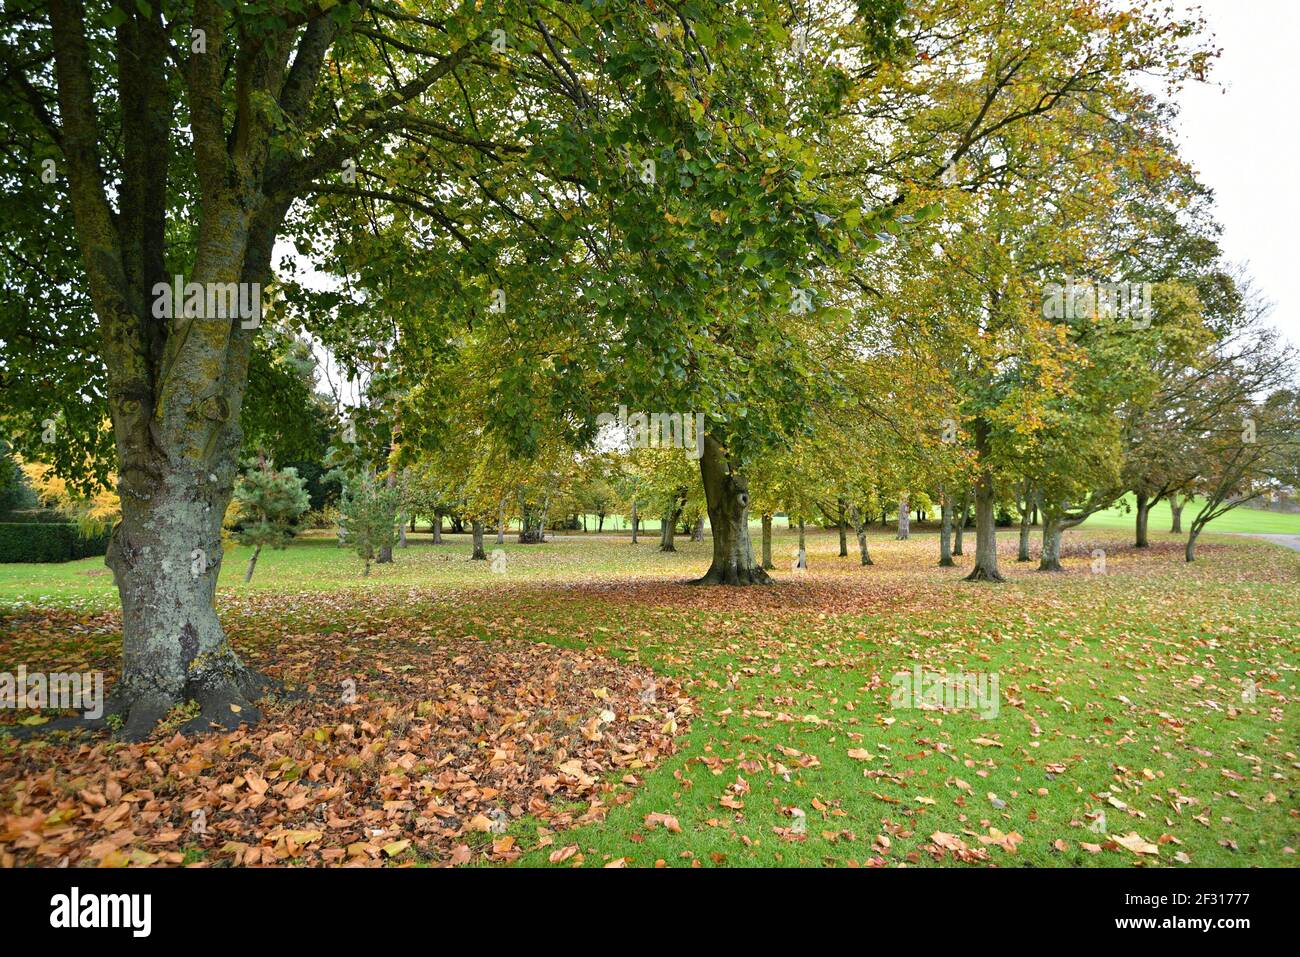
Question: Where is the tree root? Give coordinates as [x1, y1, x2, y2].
[1, 667, 290, 744]
[688, 563, 774, 586]
[963, 565, 1005, 582]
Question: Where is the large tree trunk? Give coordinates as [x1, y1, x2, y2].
[691, 515, 705, 541]
[689, 435, 771, 585]
[964, 422, 1004, 582]
[896, 498, 910, 539]
[660, 514, 676, 552]
[761, 513, 775, 569]
[107, 462, 269, 740]
[471, 519, 486, 559]
[433, 513, 443, 545]
[938, 494, 954, 567]
[837, 498, 848, 557]
[1038, 519, 1064, 571]
[1134, 491, 1151, 548]
[1169, 493, 1183, 533]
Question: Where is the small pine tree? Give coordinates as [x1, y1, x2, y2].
[234, 459, 310, 582]
[338, 469, 399, 576]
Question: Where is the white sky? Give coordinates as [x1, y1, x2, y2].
[1171, 0, 1300, 348]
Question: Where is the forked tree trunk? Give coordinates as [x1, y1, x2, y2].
[1038, 519, 1064, 571]
[1134, 492, 1151, 548]
[761, 513, 774, 569]
[837, 498, 848, 557]
[964, 422, 1004, 582]
[938, 495, 954, 567]
[1169, 493, 1183, 533]
[848, 504, 873, 566]
[471, 519, 486, 559]
[1185, 523, 1204, 562]
[689, 435, 771, 585]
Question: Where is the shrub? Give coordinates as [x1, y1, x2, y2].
[0, 522, 112, 563]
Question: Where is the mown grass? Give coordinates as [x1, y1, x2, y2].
[1, 525, 1296, 868]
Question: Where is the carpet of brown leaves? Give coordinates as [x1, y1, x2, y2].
[0, 621, 690, 868]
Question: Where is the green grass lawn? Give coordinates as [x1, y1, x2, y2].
[1080, 496, 1300, 535]
[1, 526, 1296, 868]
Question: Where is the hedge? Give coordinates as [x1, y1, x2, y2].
[0, 523, 112, 563]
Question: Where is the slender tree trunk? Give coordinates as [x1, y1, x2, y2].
[630, 500, 639, 543]
[964, 421, 1004, 582]
[433, 513, 443, 545]
[1017, 494, 1032, 562]
[1169, 493, 1183, 533]
[761, 513, 775, 569]
[848, 505, 873, 566]
[953, 495, 969, 556]
[1186, 522, 1204, 562]
[471, 519, 486, 560]
[939, 495, 954, 567]
[537, 492, 550, 543]
[600, 514, 607, 533]
[837, 497, 848, 557]
[244, 544, 262, 583]
[795, 518, 808, 569]
[399, 520, 407, 549]
[497, 500, 505, 545]
[1135, 492, 1151, 548]
[377, 470, 396, 563]
[689, 435, 770, 584]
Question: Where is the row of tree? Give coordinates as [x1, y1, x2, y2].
[2, 1, 1294, 737]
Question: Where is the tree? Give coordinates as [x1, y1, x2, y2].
[338, 469, 398, 577]
[232, 459, 310, 582]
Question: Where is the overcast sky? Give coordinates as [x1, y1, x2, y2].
[1171, 0, 1299, 348]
